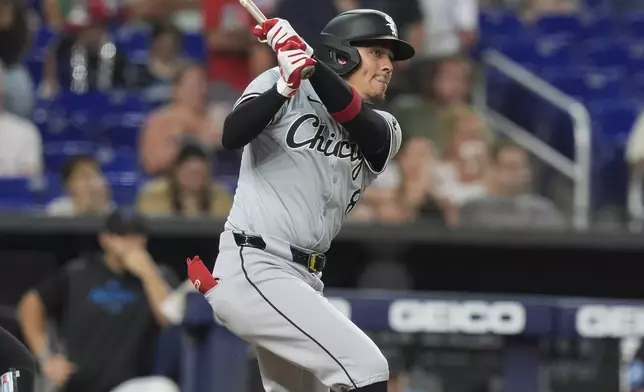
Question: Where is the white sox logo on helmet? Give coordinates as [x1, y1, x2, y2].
[385, 14, 397, 37]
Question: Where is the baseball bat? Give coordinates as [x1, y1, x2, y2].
[239, 0, 315, 80]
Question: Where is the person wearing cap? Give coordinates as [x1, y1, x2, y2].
[17, 209, 180, 392]
[137, 142, 233, 218]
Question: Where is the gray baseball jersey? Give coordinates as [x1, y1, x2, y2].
[224, 67, 402, 253]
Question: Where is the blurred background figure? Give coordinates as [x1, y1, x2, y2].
[131, 22, 187, 105]
[40, 0, 131, 97]
[17, 210, 180, 392]
[0, 0, 35, 119]
[390, 55, 474, 147]
[0, 62, 43, 178]
[45, 155, 114, 216]
[433, 105, 490, 210]
[417, 0, 478, 59]
[459, 140, 566, 230]
[139, 63, 222, 176]
[136, 143, 232, 218]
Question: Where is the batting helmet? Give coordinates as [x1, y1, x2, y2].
[315, 9, 415, 76]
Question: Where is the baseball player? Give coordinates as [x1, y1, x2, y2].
[187, 9, 414, 392]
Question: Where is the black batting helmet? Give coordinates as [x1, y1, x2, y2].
[315, 9, 415, 76]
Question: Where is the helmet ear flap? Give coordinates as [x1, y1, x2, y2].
[315, 34, 361, 76]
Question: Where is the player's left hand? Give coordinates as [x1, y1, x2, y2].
[252, 18, 314, 57]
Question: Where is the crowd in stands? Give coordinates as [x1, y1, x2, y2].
[5, 0, 644, 391]
[0, 0, 582, 232]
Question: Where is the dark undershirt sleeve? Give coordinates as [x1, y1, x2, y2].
[307, 59, 392, 172]
[221, 85, 288, 150]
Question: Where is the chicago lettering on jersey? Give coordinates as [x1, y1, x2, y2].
[286, 114, 363, 162]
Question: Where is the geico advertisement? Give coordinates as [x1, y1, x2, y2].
[576, 305, 644, 338]
[388, 300, 526, 335]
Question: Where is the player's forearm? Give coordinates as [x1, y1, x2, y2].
[17, 291, 50, 356]
[308, 60, 391, 170]
[222, 86, 288, 149]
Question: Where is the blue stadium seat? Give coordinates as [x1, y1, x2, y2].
[582, 17, 615, 39]
[542, 66, 586, 99]
[581, 67, 626, 101]
[0, 178, 37, 209]
[99, 148, 138, 173]
[535, 15, 583, 39]
[43, 141, 96, 173]
[621, 13, 644, 37]
[183, 33, 206, 61]
[589, 100, 639, 140]
[578, 39, 629, 67]
[479, 11, 523, 39]
[115, 26, 151, 63]
[534, 35, 573, 66]
[106, 171, 140, 206]
[626, 41, 644, 73]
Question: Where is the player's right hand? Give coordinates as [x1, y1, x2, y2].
[276, 40, 317, 98]
[41, 354, 76, 387]
[252, 18, 314, 57]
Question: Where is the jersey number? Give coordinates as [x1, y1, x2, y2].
[345, 189, 362, 215]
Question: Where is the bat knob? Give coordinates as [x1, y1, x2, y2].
[300, 65, 315, 80]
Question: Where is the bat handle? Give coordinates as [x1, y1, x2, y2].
[300, 65, 315, 80]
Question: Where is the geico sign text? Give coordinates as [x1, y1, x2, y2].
[388, 300, 526, 335]
[576, 305, 644, 338]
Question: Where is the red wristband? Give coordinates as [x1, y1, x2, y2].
[330, 87, 362, 123]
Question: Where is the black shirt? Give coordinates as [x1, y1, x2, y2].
[36, 254, 178, 392]
[52, 32, 131, 91]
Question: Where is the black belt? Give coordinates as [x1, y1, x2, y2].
[232, 232, 327, 273]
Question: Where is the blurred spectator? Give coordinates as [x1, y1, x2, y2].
[140, 63, 222, 175]
[273, 0, 359, 49]
[517, 0, 579, 23]
[0, 63, 43, 178]
[17, 209, 180, 392]
[389, 56, 475, 148]
[349, 161, 407, 223]
[131, 22, 187, 104]
[40, 6, 131, 97]
[459, 140, 566, 230]
[627, 112, 644, 173]
[137, 143, 233, 217]
[202, 0, 274, 94]
[0, 0, 35, 118]
[433, 105, 490, 209]
[417, 0, 478, 58]
[46, 155, 114, 216]
[398, 137, 458, 226]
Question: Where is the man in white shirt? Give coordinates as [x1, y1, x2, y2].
[419, 0, 478, 58]
[0, 62, 43, 178]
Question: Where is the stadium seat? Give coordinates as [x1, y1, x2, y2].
[621, 13, 644, 37]
[183, 33, 206, 61]
[582, 17, 615, 39]
[106, 171, 140, 206]
[99, 148, 139, 173]
[578, 39, 629, 67]
[581, 67, 626, 101]
[0, 178, 38, 209]
[43, 141, 97, 173]
[115, 26, 151, 63]
[535, 15, 583, 39]
[479, 10, 523, 39]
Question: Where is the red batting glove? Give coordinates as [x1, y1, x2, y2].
[186, 256, 218, 295]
